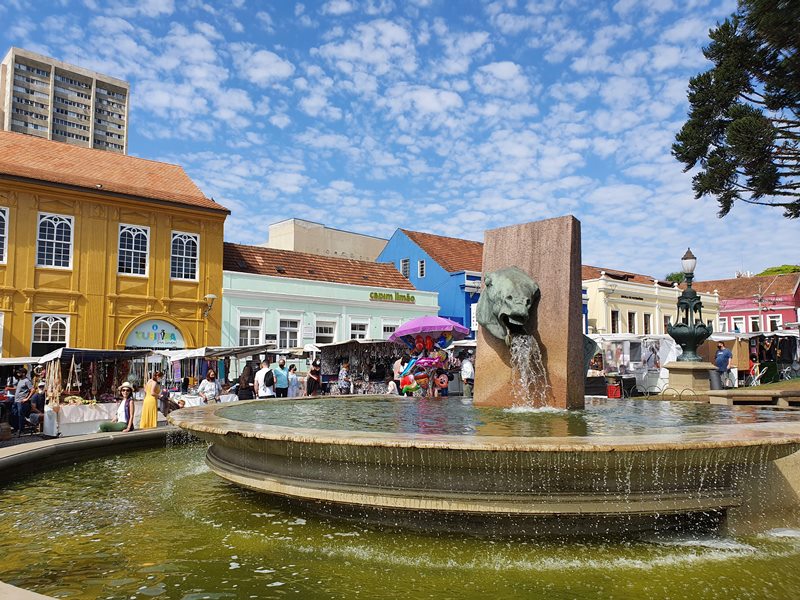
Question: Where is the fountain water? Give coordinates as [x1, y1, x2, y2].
[509, 334, 550, 407]
[167, 215, 800, 537]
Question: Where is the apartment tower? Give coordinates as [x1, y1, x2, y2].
[0, 47, 129, 153]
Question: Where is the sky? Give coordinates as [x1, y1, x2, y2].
[1, 0, 797, 281]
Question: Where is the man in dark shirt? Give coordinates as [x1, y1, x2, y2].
[13, 369, 33, 430]
[715, 342, 734, 388]
[25, 382, 46, 431]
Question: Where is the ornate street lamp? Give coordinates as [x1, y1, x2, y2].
[667, 248, 712, 361]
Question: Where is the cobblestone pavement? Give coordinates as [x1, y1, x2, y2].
[0, 431, 48, 448]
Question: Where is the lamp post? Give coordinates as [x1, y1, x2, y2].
[667, 248, 712, 362]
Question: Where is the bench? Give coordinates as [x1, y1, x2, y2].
[707, 389, 800, 407]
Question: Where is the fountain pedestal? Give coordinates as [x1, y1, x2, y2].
[474, 216, 584, 409]
[663, 361, 716, 397]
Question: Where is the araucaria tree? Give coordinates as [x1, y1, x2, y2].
[673, 0, 800, 218]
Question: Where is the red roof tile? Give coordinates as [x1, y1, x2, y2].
[0, 130, 227, 213]
[692, 273, 800, 299]
[400, 229, 484, 273]
[224, 243, 416, 290]
[581, 265, 671, 286]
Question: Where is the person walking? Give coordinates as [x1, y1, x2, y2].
[306, 359, 321, 396]
[237, 364, 255, 400]
[288, 364, 301, 397]
[715, 342, 734, 388]
[273, 359, 290, 397]
[338, 362, 352, 395]
[198, 369, 222, 404]
[254, 360, 275, 399]
[460, 352, 474, 398]
[140, 371, 161, 429]
[99, 382, 136, 432]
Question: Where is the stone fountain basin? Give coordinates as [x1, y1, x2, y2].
[169, 398, 800, 532]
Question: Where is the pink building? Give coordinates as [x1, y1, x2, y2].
[693, 273, 800, 334]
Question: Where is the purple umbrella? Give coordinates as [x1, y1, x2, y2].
[388, 316, 470, 343]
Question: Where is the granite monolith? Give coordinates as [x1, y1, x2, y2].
[474, 216, 584, 409]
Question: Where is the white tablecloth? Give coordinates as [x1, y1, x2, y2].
[43, 401, 166, 437]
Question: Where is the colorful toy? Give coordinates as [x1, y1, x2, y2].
[414, 372, 429, 389]
[414, 335, 424, 353]
[434, 373, 449, 389]
[424, 335, 434, 351]
[400, 358, 417, 377]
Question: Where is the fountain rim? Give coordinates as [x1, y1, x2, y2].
[167, 396, 800, 453]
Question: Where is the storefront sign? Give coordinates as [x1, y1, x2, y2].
[125, 320, 185, 349]
[620, 295, 644, 301]
[369, 291, 416, 304]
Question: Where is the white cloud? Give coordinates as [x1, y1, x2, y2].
[108, 0, 175, 18]
[321, 0, 356, 15]
[473, 62, 530, 98]
[231, 44, 295, 86]
[314, 19, 417, 77]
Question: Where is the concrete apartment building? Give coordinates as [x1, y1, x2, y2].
[0, 47, 129, 153]
[265, 218, 388, 262]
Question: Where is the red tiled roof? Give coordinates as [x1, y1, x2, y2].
[692, 273, 800, 299]
[224, 243, 416, 289]
[400, 229, 484, 273]
[0, 130, 227, 213]
[581, 265, 671, 286]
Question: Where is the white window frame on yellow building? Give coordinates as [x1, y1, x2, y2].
[170, 230, 200, 281]
[36, 212, 74, 270]
[118, 223, 150, 277]
[31, 313, 70, 353]
[0, 206, 8, 264]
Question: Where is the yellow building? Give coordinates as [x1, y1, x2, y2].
[0, 131, 228, 356]
[583, 265, 719, 335]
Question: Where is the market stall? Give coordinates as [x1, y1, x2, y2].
[318, 339, 399, 395]
[588, 334, 680, 395]
[156, 343, 276, 401]
[37, 347, 156, 437]
[703, 331, 800, 385]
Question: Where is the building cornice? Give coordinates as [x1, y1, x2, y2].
[223, 288, 439, 313]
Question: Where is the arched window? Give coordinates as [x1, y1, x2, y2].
[37, 213, 73, 268]
[0, 207, 7, 263]
[32, 314, 68, 356]
[170, 231, 199, 280]
[118, 224, 149, 275]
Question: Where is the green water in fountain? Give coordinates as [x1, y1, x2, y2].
[2, 442, 800, 600]
[217, 397, 800, 437]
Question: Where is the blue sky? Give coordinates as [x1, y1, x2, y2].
[2, 0, 796, 280]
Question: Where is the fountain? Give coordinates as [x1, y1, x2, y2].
[168, 215, 800, 536]
[3, 214, 800, 598]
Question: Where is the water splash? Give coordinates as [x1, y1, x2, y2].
[509, 334, 551, 408]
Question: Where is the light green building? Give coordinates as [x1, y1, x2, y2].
[222, 243, 439, 349]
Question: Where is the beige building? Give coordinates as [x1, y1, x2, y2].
[0, 47, 129, 153]
[265, 218, 387, 262]
[583, 266, 719, 335]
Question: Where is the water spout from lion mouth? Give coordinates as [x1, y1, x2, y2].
[501, 313, 528, 337]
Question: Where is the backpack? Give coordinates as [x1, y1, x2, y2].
[264, 369, 275, 388]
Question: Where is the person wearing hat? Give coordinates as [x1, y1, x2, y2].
[99, 382, 136, 432]
[24, 381, 47, 431]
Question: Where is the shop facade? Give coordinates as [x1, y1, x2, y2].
[221, 243, 438, 350]
[693, 273, 800, 334]
[583, 266, 720, 336]
[0, 131, 228, 357]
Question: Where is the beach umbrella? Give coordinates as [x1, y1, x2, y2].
[388, 316, 470, 343]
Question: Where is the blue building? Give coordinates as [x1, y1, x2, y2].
[377, 229, 483, 337]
